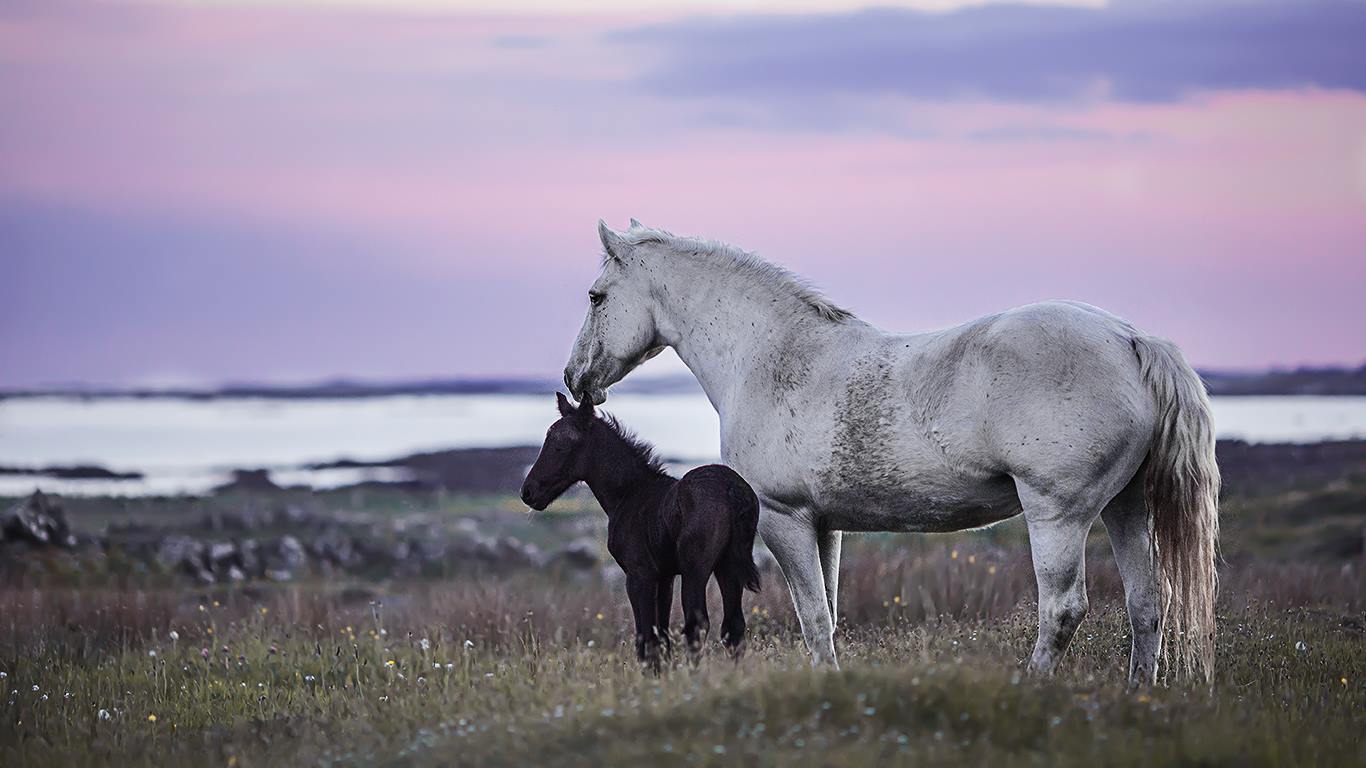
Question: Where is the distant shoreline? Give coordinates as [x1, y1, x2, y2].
[3, 365, 1365, 400]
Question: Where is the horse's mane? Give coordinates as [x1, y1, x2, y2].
[613, 226, 854, 323]
[599, 411, 670, 478]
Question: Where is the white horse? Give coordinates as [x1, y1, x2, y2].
[564, 220, 1219, 684]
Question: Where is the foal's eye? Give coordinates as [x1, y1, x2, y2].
[588, 291, 605, 307]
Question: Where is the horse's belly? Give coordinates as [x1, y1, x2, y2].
[813, 475, 1022, 533]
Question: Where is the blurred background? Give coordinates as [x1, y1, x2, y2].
[3, 8, 1364, 765]
[1, 0, 1364, 497]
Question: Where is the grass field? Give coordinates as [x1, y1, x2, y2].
[3, 484, 1364, 766]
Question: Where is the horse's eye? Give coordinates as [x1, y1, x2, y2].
[589, 291, 605, 307]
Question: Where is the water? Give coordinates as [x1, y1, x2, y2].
[2, 394, 1364, 497]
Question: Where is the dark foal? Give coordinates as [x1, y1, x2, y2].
[521, 393, 761, 667]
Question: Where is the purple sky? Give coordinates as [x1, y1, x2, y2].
[2, 0, 1364, 388]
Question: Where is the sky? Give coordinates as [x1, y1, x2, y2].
[1, 0, 1363, 388]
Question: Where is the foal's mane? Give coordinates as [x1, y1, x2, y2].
[613, 226, 854, 323]
[598, 412, 670, 478]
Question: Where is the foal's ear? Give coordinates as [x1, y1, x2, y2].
[575, 392, 595, 422]
[628, 218, 643, 229]
[598, 219, 625, 263]
[556, 391, 575, 418]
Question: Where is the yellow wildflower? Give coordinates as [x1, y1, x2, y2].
[147, 714, 158, 723]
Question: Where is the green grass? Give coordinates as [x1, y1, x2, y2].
[2, 566, 1362, 767]
[3, 484, 1363, 766]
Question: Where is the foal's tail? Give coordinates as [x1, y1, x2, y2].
[1132, 335, 1221, 683]
[728, 486, 762, 593]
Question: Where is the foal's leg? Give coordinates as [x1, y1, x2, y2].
[759, 505, 837, 666]
[716, 569, 746, 656]
[625, 574, 661, 670]
[1101, 475, 1164, 687]
[817, 526, 842, 627]
[680, 569, 711, 662]
[655, 576, 675, 656]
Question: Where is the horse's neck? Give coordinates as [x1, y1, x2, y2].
[582, 436, 671, 517]
[652, 260, 844, 416]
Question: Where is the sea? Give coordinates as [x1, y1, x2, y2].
[2, 394, 1364, 497]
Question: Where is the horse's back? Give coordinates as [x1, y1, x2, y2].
[900, 299, 1157, 487]
[677, 465, 759, 518]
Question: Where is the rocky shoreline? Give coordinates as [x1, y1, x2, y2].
[0, 490, 603, 586]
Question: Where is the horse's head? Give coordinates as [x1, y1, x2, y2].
[520, 392, 596, 510]
[564, 219, 666, 404]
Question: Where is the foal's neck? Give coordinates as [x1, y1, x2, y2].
[581, 427, 672, 518]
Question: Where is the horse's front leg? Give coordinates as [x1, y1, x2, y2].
[759, 505, 838, 667]
[655, 576, 675, 657]
[625, 573, 661, 672]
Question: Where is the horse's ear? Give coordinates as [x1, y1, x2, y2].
[575, 392, 595, 422]
[628, 218, 643, 229]
[556, 391, 574, 418]
[598, 219, 625, 263]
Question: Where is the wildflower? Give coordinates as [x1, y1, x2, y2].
[168, 630, 179, 641]
[269, 645, 278, 655]
[259, 606, 269, 615]
[147, 714, 158, 723]
[420, 638, 431, 651]
[595, 613, 604, 621]
[385, 659, 397, 668]
[198, 604, 206, 612]
[98, 709, 111, 721]
[988, 565, 998, 575]
[951, 550, 959, 560]
[200, 647, 210, 659]
[1342, 677, 1349, 686]
[148, 650, 157, 658]
[212, 600, 220, 607]
[40, 694, 48, 702]
[32, 685, 39, 692]
[304, 675, 315, 682]
[893, 595, 901, 604]
[1295, 641, 1308, 652]
[0, 671, 7, 679]
[445, 663, 455, 671]
[463, 639, 474, 649]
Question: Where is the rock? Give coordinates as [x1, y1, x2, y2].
[551, 538, 600, 570]
[1, 491, 77, 548]
[155, 535, 214, 583]
[212, 469, 282, 495]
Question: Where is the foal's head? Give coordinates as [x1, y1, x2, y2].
[520, 392, 599, 510]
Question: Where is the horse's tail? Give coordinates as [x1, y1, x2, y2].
[728, 485, 762, 593]
[1132, 335, 1221, 683]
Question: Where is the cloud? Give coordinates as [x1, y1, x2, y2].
[616, 1, 1366, 107]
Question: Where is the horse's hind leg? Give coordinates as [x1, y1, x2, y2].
[716, 569, 746, 656]
[680, 570, 711, 662]
[1016, 482, 1099, 676]
[1101, 474, 1163, 687]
